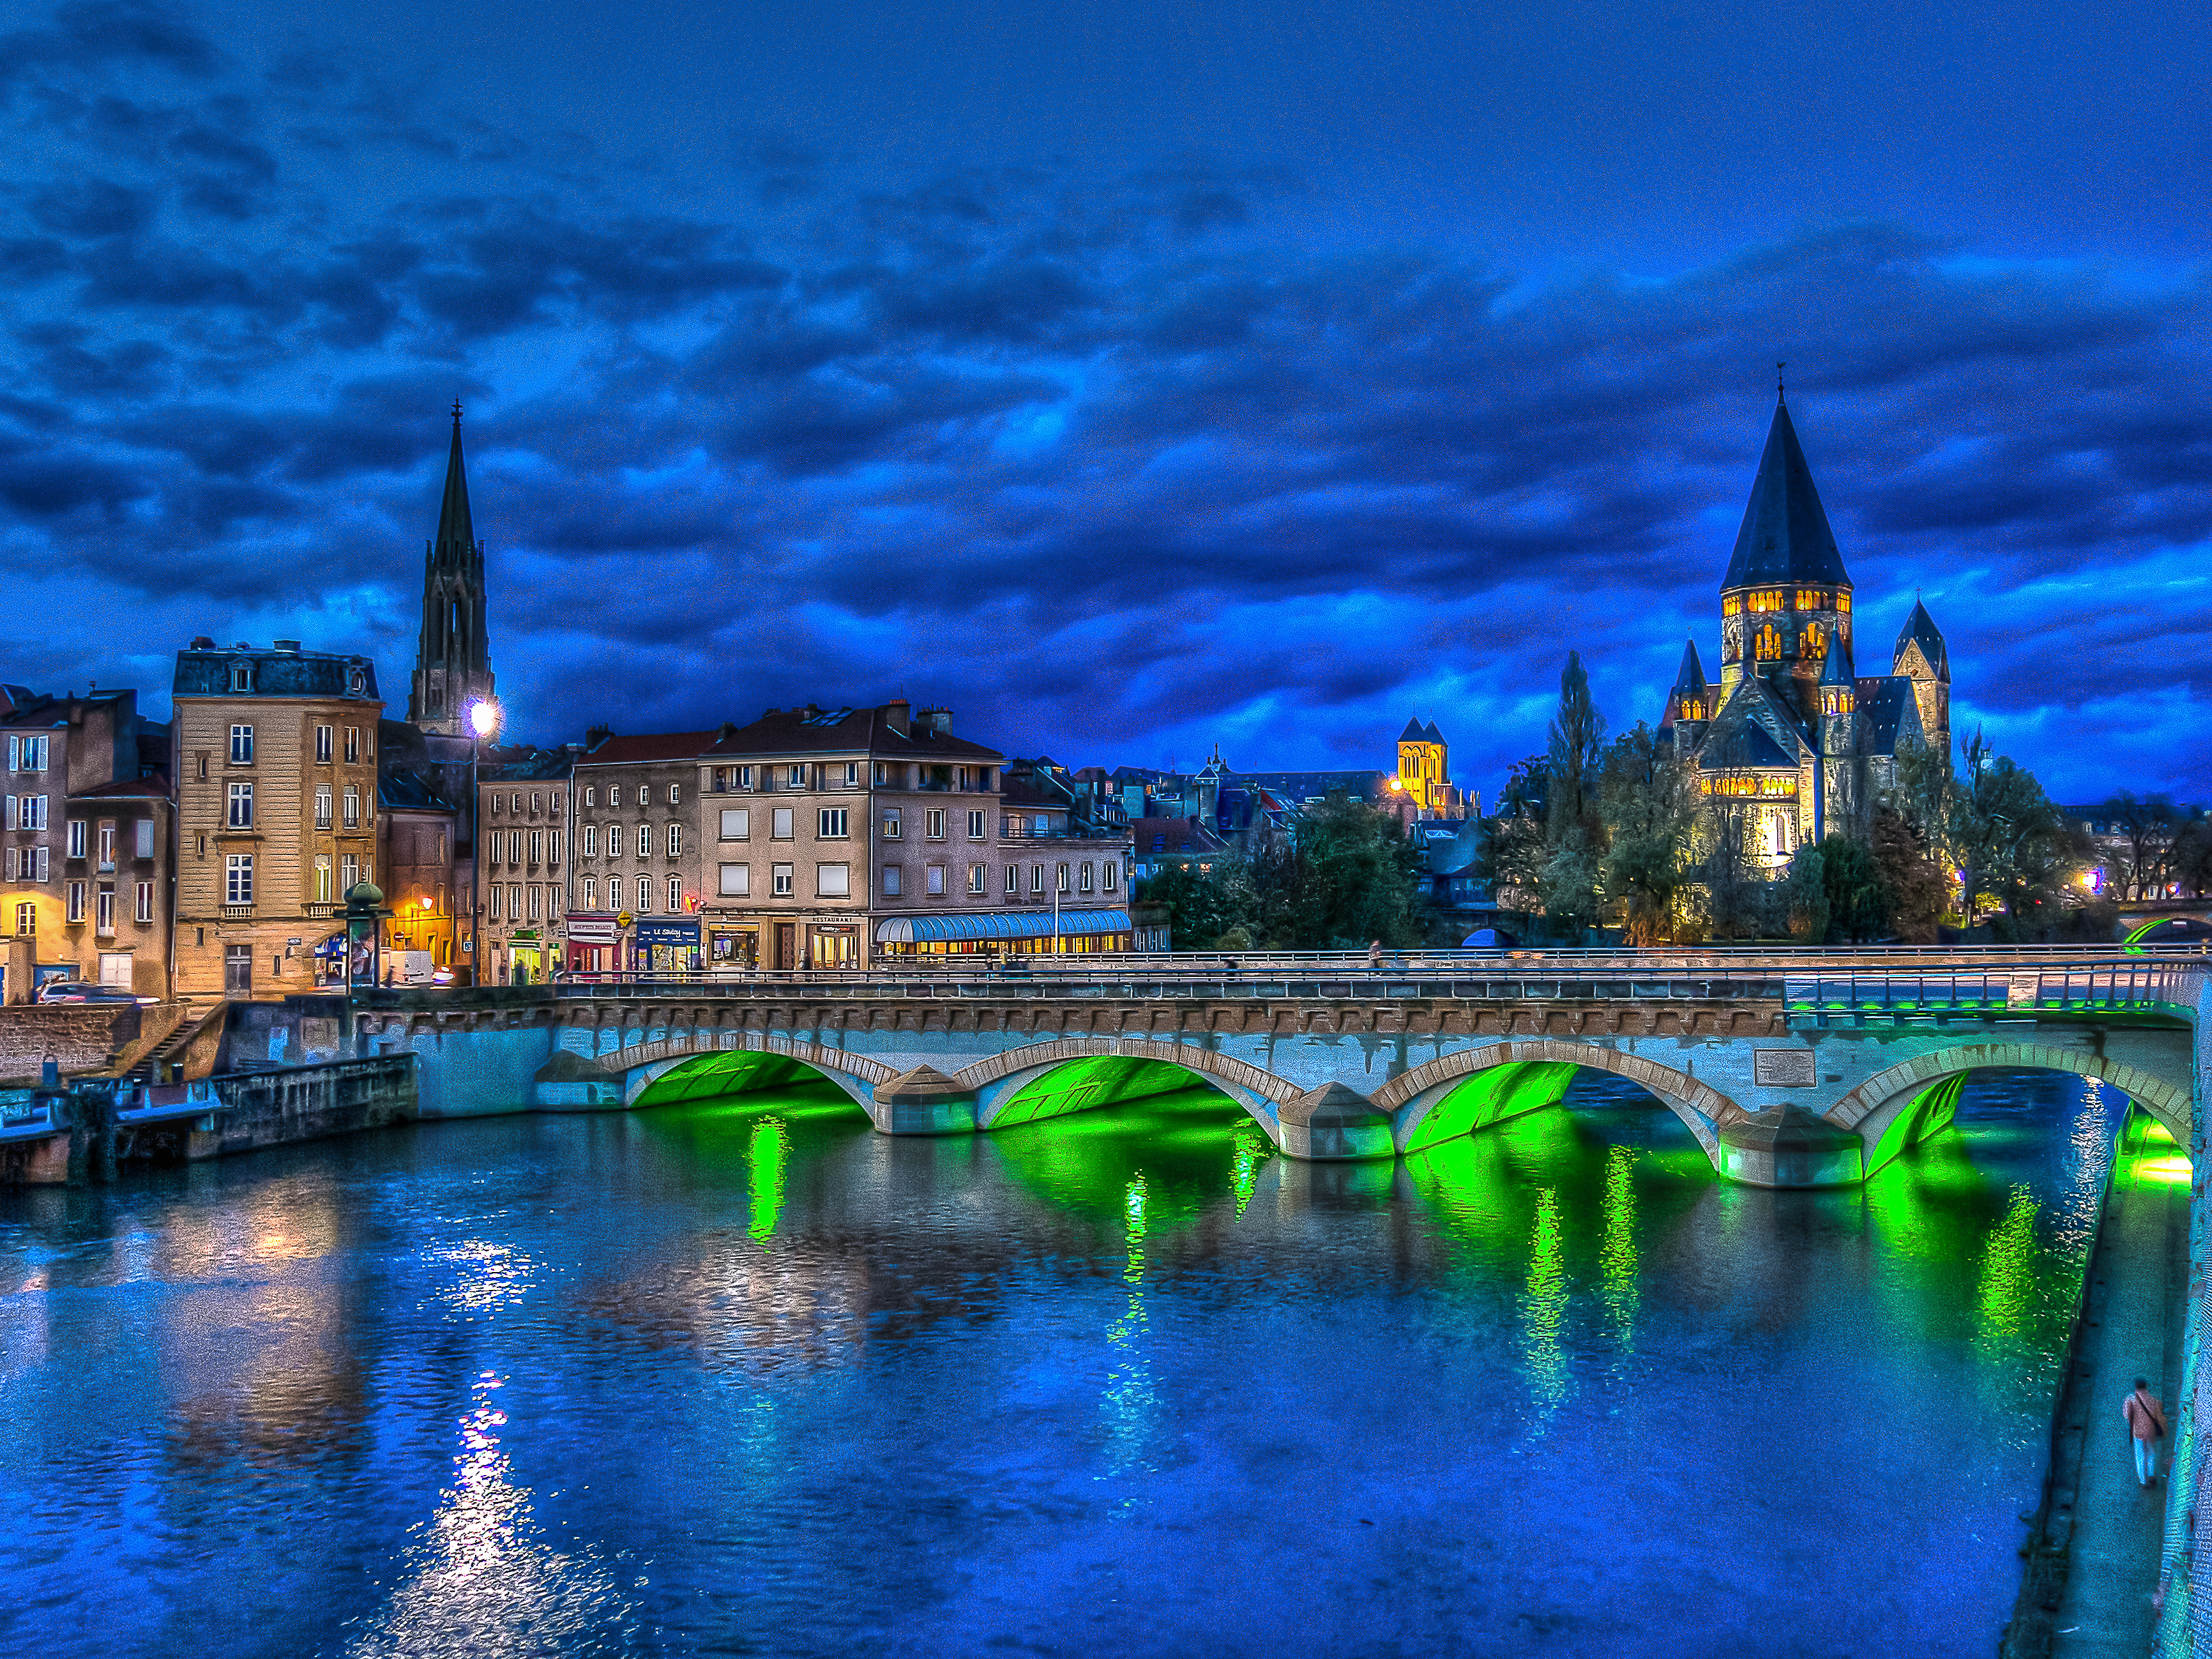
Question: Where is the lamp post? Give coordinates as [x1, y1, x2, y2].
[464, 697, 501, 988]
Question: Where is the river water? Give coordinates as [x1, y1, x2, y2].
[0, 1070, 2174, 1657]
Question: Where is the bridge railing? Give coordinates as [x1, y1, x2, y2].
[1784, 960, 2199, 1013]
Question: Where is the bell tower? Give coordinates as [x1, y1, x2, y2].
[1716, 389, 1854, 707]
[408, 404, 495, 736]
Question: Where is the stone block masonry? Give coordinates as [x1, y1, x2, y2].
[0, 1004, 140, 1083]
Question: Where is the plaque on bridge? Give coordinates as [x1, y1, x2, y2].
[1754, 1048, 1817, 1089]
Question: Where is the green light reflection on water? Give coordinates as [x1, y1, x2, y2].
[1102, 1172, 1158, 1497]
[1521, 1187, 1570, 1434]
[1600, 1145, 1638, 1370]
[748, 1118, 787, 1245]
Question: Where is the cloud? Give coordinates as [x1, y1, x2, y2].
[0, 2, 2203, 805]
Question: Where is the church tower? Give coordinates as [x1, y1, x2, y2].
[408, 405, 494, 735]
[1892, 597, 1951, 761]
[1716, 391, 1853, 710]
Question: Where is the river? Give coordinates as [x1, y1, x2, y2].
[0, 1070, 2170, 1656]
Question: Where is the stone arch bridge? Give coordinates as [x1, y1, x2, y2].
[358, 955, 2207, 1190]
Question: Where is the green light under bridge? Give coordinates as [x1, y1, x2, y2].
[1403, 1061, 1580, 1155]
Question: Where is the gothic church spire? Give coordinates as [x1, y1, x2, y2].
[408, 404, 495, 734]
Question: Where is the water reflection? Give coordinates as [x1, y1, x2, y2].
[345, 1370, 630, 1658]
[748, 1117, 787, 1243]
[1100, 1174, 1158, 1496]
[1520, 1186, 1570, 1434]
[1600, 1144, 1638, 1372]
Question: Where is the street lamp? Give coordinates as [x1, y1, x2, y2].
[465, 697, 501, 987]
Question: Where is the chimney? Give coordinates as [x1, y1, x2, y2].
[883, 699, 910, 737]
[189, 636, 215, 650]
[927, 707, 952, 734]
[273, 639, 301, 653]
[585, 723, 612, 751]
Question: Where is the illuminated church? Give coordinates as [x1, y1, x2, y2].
[1659, 393, 1950, 866]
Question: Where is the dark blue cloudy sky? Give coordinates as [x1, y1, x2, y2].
[3, 0, 2207, 800]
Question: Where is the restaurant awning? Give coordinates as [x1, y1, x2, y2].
[874, 909, 1132, 944]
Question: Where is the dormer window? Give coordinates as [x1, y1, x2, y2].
[230, 663, 253, 693]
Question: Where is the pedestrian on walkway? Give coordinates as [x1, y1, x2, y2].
[1368, 940, 1383, 971]
[2123, 1376, 2167, 1487]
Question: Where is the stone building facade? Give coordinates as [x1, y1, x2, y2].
[0, 688, 175, 998]
[476, 747, 576, 984]
[1660, 394, 1953, 869]
[171, 640, 381, 1001]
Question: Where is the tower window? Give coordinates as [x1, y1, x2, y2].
[1754, 624, 1783, 661]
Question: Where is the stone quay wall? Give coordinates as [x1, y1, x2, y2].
[0, 1004, 142, 1082]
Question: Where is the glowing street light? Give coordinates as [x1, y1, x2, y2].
[467, 697, 501, 740]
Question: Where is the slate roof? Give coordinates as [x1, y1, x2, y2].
[1854, 676, 1925, 753]
[697, 704, 1003, 765]
[1895, 598, 1950, 681]
[577, 730, 723, 768]
[435, 410, 475, 557]
[73, 776, 171, 800]
[1721, 397, 1852, 590]
[172, 642, 379, 702]
[1130, 815, 1230, 856]
[1821, 630, 1856, 685]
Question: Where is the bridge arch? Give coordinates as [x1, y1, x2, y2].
[1827, 1043, 2193, 1176]
[596, 1035, 896, 1116]
[958, 1037, 1294, 1141]
[1374, 1040, 1751, 1167]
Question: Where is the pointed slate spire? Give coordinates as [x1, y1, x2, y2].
[1820, 628, 1855, 685]
[1721, 395, 1851, 590]
[1398, 716, 1427, 742]
[1670, 639, 1709, 697]
[433, 400, 475, 564]
[1894, 596, 1948, 682]
[1661, 639, 1709, 731]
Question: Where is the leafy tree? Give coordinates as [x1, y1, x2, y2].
[1137, 859, 1255, 951]
[1598, 722, 1696, 944]
[2102, 791, 2178, 900]
[2176, 816, 2212, 898]
[1484, 756, 1550, 922]
[1951, 728, 2080, 926]
[1252, 792, 1422, 949]
[1870, 804, 1945, 944]
[1537, 821, 1604, 940]
[1696, 775, 1766, 940]
[1815, 835, 1890, 943]
[1540, 655, 1608, 939]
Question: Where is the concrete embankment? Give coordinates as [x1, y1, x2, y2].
[2003, 1113, 2190, 1658]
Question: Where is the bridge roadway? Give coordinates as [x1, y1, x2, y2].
[355, 948, 2209, 1190]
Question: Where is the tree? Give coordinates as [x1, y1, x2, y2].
[1598, 722, 1697, 944]
[2103, 791, 2178, 901]
[1252, 793, 1422, 949]
[1138, 859, 1255, 951]
[2176, 815, 2212, 898]
[1951, 728, 2080, 927]
[1540, 655, 1608, 940]
[1870, 804, 1945, 944]
[1485, 756, 1550, 921]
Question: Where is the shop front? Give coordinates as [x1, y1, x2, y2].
[506, 929, 547, 984]
[635, 916, 701, 977]
[706, 919, 759, 974]
[873, 909, 1133, 958]
[565, 912, 618, 978]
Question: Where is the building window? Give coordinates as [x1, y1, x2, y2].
[669, 784, 681, 806]
[510, 882, 523, 918]
[342, 786, 360, 828]
[718, 863, 750, 897]
[582, 787, 596, 807]
[344, 727, 360, 763]
[66, 881, 86, 922]
[667, 875, 681, 911]
[1079, 861, 1094, 893]
[229, 725, 253, 764]
[967, 809, 986, 839]
[771, 808, 794, 840]
[819, 807, 848, 839]
[610, 785, 621, 807]
[666, 823, 681, 857]
[817, 863, 849, 898]
[926, 808, 946, 840]
[771, 863, 793, 897]
[13, 900, 32, 935]
[581, 877, 597, 908]
[603, 822, 620, 857]
[636, 875, 653, 913]
[135, 881, 152, 923]
[787, 764, 806, 789]
[531, 792, 543, 814]
[315, 725, 333, 764]
[925, 864, 946, 895]
[227, 782, 254, 829]
[315, 856, 331, 901]
[1057, 863, 1071, 893]
[490, 884, 503, 920]
[842, 762, 858, 787]
[95, 887, 114, 936]
[7, 734, 47, 770]
[549, 830, 561, 865]
[309, 784, 330, 828]
[225, 853, 253, 904]
[96, 825, 114, 868]
[1103, 862, 1118, 893]
[720, 808, 750, 840]
[224, 944, 250, 992]
[968, 863, 986, 894]
[881, 865, 902, 897]
[529, 830, 543, 865]
[736, 766, 754, 790]
[1754, 623, 1783, 661]
[230, 662, 252, 693]
[66, 820, 86, 860]
[196, 753, 208, 781]
[529, 885, 542, 920]
[882, 808, 902, 839]
[549, 886, 562, 919]
[1004, 864, 1019, 894]
[582, 824, 596, 856]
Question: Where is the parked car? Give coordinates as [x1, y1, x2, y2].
[35, 979, 144, 1004]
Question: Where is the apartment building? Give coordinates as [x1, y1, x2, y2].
[474, 746, 575, 984]
[0, 688, 176, 997]
[695, 700, 1132, 969]
[172, 639, 381, 1001]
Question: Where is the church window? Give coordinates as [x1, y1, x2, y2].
[1722, 595, 1743, 617]
[1800, 621, 1827, 657]
[1837, 591, 1852, 612]
[1746, 588, 1784, 612]
[1753, 624, 1783, 660]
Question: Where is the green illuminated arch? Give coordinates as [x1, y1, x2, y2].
[630, 1049, 873, 1113]
[978, 1055, 1274, 1134]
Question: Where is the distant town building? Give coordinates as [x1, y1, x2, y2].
[568, 730, 706, 976]
[477, 746, 576, 983]
[171, 639, 381, 1001]
[1393, 718, 1465, 817]
[1661, 393, 1951, 867]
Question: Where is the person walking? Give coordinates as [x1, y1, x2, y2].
[2123, 1376, 2167, 1487]
[1368, 939, 1383, 972]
